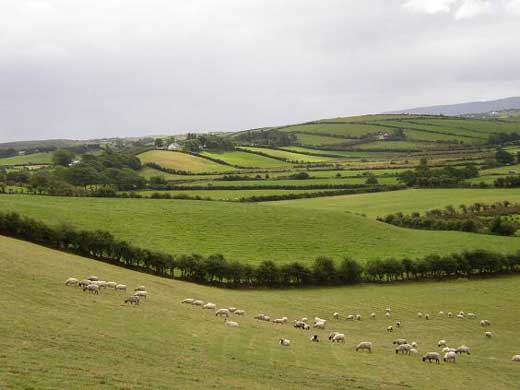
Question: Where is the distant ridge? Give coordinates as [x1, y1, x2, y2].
[386, 96, 520, 116]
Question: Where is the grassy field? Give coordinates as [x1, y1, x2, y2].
[2, 195, 520, 265]
[137, 150, 236, 173]
[0, 152, 53, 165]
[293, 133, 352, 146]
[2, 235, 520, 389]
[178, 176, 399, 187]
[201, 150, 292, 168]
[241, 147, 336, 163]
[268, 188, 520, 218]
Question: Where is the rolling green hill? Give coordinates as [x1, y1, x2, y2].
[2, 195, 520, 265]
[2, 235, 520, 389]
[0, 152, 53, 166]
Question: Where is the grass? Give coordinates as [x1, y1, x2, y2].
[2, 194, 520, 265]
[0, 152, 53, 166]
[2, 235, 520, 389]
[241, 147, 336, 163]
[137, 150, 236, 173]
[200, 150, 292, 168]
[294, 133, 351, 146]
[136, 166, 220, 181]
[268, 188, 520, 218]
[179, 177, 399, 187]
[354, 141, 442, 151]
[280, 123, 388, 137]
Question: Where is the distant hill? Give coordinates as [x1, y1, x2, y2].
[387, 97, 520, 116]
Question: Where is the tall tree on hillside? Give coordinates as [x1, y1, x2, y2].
[495, 148, 515, 165]
[52, 149, 75, 166]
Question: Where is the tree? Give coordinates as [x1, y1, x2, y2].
[154, 138, 164, 148]
[339, 258, 362, 284]
[29, 171, 50, 194]
[312, 256, 337, 285]
[52, 149, 75, 166]
[365, 174, 379, 185]
[495, 148, 514, 165]
[255, 260, 280, 286]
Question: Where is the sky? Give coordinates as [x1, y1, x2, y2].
[1, 0, 519, 142]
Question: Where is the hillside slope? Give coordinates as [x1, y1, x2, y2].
[1, 236, 520, 389]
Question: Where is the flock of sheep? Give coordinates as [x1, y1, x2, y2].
[182, 300, 520, 364]
[64, 276, 148, 304]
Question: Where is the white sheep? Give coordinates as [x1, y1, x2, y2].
[467, 312, 476, 319]
[314, 320, 326, 329]
[215, 308, 230, 317]
[485, 331, 493, 338]
[314, 317, 326, 323]
[438, 311, 444, 316]
[273, 317, 288, 324]
[480, 319, 491, 327]
[458, 311, 465, 317]
[301, 317, 308, 322]
[438, 340, 447, 347]
[133, 290, 147, 300]
[333, 312, 340, 320]
[87, 276, 98, 281]
[124, 295, 140, 305]
[202, 302, 216, 310]
[447, 312, 453, 318]
[422, 352, 441, 364]
[105, 282, 117, 289]
[442, 347, 457, 353]
[91, 280, 107, 288]
[386, 326, 393, 333]
[294, 320, 310, 330]
[279, 338, 290, 346]
[83, 284, 99, 294]
[224, 319, 239, 328]
[228, 307, 237, 313]
[346, 314, 355, 321]
[254, 314, 270, 321]
[234, 310, 245, 315]
[444, 351, 457, 363]
[192, 300, 204, 306]
[395, 321, 401, 328]
[370, 312, 376, 319]
[78, 279, 91, 287]
[355, 341, 372, 352]
[310, 335, 320, 342]
[385, 307, 391, 313]
[457, 314, 464, 320]
[424, 313, 430, 320]
[395, 344, 412, 355]
[410, 348, 418, 354]
[512, 355, 520, 362]
[331, 333, 346, 343]
[385, 312, 391, 319]
[181, 298, 194, 304]
[134, 285, 146, 291]
[393, 338, 408, 346]
[65, 277, 79, 286]
[417, 312, 423, 319]
[355, 314, 362, 321]
[411, 341, 417, 348]
[456, 345, 471, 355]
[115, 284, 127, 291]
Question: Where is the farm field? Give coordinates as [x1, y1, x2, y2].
[268, 188, 520, 218]
[293, 132, 352, 146]
[2, 236, 520, 390]
[176, 176, 399, 187]
[2, 195, 520, 265]
[201, 150, 292, 168]
[136, 166, 222, 181]
[240, 147, 336, 162]
[137, 150, 236, 173]
[0, 152, 53, 165]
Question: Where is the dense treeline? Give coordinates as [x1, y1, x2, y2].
[234, 129, 297, 147]
[488, 132, 520, 145]
[378, 201, 519, 236]
[495, 176, 520, 188]
[1, 211, 520, 288]
[398, 158, 479, 187]
[182, 134, 235, 153]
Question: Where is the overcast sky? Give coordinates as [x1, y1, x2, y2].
[1, 0, 519, 142]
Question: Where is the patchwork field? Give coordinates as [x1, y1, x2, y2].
[2, 236, 520, 389]
[137, 150, 236, 173]
[2, 195, 520, 265]
[241, 147, 336, 162]
[0, 152, 53, 166]
[201, 150, 292, 168]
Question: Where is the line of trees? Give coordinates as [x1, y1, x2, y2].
[398, 158, 479, 187]
[1, 211, 520, 288]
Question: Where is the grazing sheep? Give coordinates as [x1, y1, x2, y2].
[456, 345, 471, 355]
[234, 310, 245, 315]
[346, 314, 355, 321]
[133, 290, 147, 300]
[370, 313, 376, 319]
[411, 341, 417, 348]
[480, 320, 491, 327]
[310, 335, 320, 342]
[355, 341, 372, 352]
[115, 284, 127, 291]
[395, 344, 412, 355]
[228, 307, 237, 313]
[314, 317, 326, 323]
[425, 313, 430, 320]
[467, 313, 476, 319]
[134, 286, 146, 292]
[386, 326, 393, 333]
[417, 312, 423, 319]
[224, 319, 239, 328]
[356, 314, 362, 321]
[438, 340, 447, 347]
[485, 331, 493, 338]
[215, 308, 230, 317]
[279, 338, 290, 346]
[396, 321, 401, 328]
[422, 352, 441, 364]
[512, 355, 520, 362]
[202, 302, 216, 310]
[333, 312, 340, 320]
[385, 312, 391, 319]
[410, 348, 418, 354]
[124, 295, 140, 305]
[442, 347, 457, 353]
[192, 300, 204, 306]
[105, 282, 117, 289]
[87, 276, 98, 281]
[444, 351, 457, 363]
[457, 314, 464, 320]
[393, 339, 408, 346]
[447, 312, 453, 318]
[181, 298, 194, 304]
[294, 320, 310, 330]
[385, 307, 391, 313]
[314, 320, 326, 329]
[301, 317, 308, 322]
[458, 311, 465, 317]
[78, 279, 91, 288]
[65, 277, 79, 286]
[273, 317, 288, 324]
[254, 314, 270, 321]
[331, 333, 346, 343]
[438, 311, 444, 316]
[83, 284, 99, 294]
